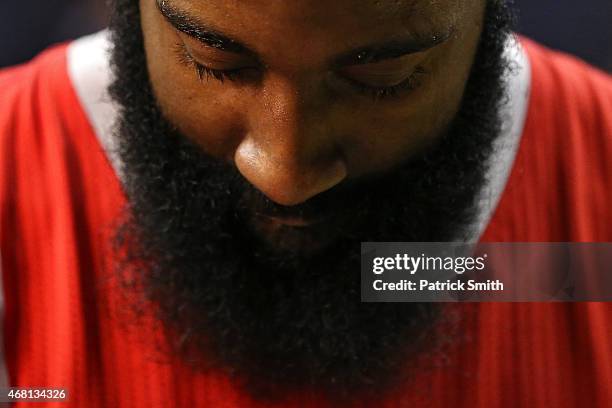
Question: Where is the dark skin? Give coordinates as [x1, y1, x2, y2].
[140, 0, 486, 207]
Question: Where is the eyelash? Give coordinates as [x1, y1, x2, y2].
[345, 67, 426, 100]
[175, 43, 245, 82]
[175, 43, 425, 101]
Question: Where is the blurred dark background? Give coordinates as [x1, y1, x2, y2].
[1, 0, 611, 71]
[0, 0, 108, 68]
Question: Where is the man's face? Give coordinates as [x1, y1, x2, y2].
[110, 0, 510, 403]
[141, 0, 485, 204]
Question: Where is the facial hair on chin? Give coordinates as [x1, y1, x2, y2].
[107, 0, 513, 403]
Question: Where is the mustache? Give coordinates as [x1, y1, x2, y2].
[234, 172, 389, 220]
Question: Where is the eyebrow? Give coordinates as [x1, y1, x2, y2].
[332, 30, 454, 67]
[157, 0, 257, 58]
[157, 0, 453, 67]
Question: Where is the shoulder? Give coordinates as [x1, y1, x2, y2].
[522, 36, 612, 92]
[520, 37, 611, 180]
[0, 42, 90, 162]
[0, 37, 106, 218]
[497, 38, 612, 240]
[0, 44, 70, 210]
[0, 43, 76, 126]
[521, 37, 612, 134]
[0, 33, 111, 155]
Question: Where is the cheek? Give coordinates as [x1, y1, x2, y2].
[154, 86, 248, 160]
[339, 80, 463, 176]
[140, 0, 246, 160]
[342, 31, 481, 175]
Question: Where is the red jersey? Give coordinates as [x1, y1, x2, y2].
[0, 33, 611, 407]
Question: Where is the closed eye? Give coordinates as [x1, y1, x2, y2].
[175, 41, 428, 101]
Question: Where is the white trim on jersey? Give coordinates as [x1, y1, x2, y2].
[472, 34, 532, 241]
[67, 30, 122, 180]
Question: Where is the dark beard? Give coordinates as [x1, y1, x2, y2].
[108, 0, 513, 404]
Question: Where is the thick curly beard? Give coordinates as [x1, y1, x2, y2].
[107, 0, 513, 404]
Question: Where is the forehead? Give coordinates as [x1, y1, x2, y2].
[161, 0, 468, 61]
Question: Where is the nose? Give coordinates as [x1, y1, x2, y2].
[234, 78, 347, 206]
